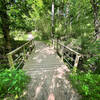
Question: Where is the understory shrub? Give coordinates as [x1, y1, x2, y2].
[0, 69, 30, 99]
[70, 72, 100, 100]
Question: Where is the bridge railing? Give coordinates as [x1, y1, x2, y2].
[7, 39, 35, 69]
[53, 39, 81, 68]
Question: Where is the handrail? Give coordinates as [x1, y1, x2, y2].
[54, 40, 81, 55]
[7, 39, 33, 55]
[53, 39, 81, 68]
[7, 39, 35, 69]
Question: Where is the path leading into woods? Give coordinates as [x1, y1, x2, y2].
[23, 41, 81, 100]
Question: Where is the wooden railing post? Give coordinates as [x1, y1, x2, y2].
[7, 54, 14, 68]
[6, 39, 35, 69]
[73, 54, 80, 72]
[53, 41, 81, 69]
[23, 47, 26, 61]
[74, 55, 80, 67]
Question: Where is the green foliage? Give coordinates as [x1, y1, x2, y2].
[35, 14, 51, 40]
[0, 69, 30, 99]
[81, 40, 100, 73]
[57, 0, 100, 74]
[0, 0, 99, 99]
[70, 72, 100, 100]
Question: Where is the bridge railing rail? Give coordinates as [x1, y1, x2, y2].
[53, 39, 81, 68]
[7, 39, 35, 69]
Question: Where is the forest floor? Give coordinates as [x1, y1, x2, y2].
[22, 41, 81, 100]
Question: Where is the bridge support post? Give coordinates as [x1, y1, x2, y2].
[73, 55, 80, 72]
[74, 55, 80, 67]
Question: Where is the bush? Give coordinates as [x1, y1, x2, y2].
[70, 72, 100, 100]
[81, 40, 100, 73]
[0, 69, 30, 99]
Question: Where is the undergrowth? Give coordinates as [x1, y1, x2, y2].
[70, 71, 100, 100]
[0, 69, 30, 99]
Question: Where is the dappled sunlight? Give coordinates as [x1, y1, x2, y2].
[57, 83, 60, 88]
[56, 68, 65, 78]
[1, 0, 96, 98]
[41, 75, 47, 81]
[32, 56, 39, 60]
[57, 65, 70, 73]
[62, 65, 70, 72]
[54, 65, 69, 79]
[33, 73, 48, 99]
[48, 93, 55, 100]
[43, 54, 47, 58]
[35, 49, 40, 53]
[27, 34, 34, 40]
[34, 84, 43, 98]
[34, 77, 46, 98]
[37, 59, 42, 63]
[40, 47, 55, 55]
[23, 41, 80, 100]
[49, 76, 55, 90]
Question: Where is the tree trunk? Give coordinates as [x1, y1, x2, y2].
[90, 0, 100, 40]
[0, 0, 11, 53]
[51, 0, 55, 38]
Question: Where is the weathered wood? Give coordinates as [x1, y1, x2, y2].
[53, 39, 81, 68]
[7, 40, 33, 55]
[54, 40, 80, 55]
[7, 39, 34, 68]
[74, 55, 80, 67]
[7, 54, 14, 68]
[23, 41, 81, 100]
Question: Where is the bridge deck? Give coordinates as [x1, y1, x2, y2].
[23, 41, 80, 100]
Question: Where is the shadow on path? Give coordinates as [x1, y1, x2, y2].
[22, 41, 81, 100]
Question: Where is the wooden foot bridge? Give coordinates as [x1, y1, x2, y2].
[7, 39, 81, 100]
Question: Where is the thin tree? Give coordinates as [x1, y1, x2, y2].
[0, 0, 11, 52]
[51, 0, 55, 42]
[90, 0, 100, 40]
